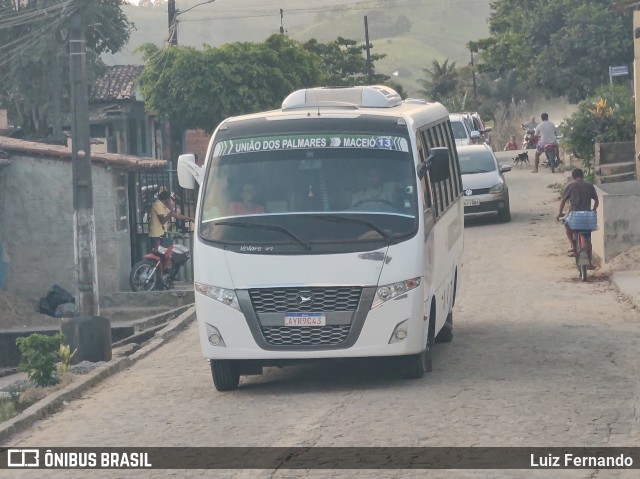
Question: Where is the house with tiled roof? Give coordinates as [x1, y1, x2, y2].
[90, 65, 165, 160]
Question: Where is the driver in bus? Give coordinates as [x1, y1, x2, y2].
[229, 182, 266, 216]
[351, 167, 399, 207]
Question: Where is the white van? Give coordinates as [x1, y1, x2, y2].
[178, 85, 464, 391]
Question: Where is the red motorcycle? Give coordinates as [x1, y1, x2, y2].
[129, 233, 191, 292]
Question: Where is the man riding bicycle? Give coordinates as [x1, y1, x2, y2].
[557, 168, 599, 269]
[532, 113, 559, 173]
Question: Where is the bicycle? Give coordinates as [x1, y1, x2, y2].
[571, 229, 592, 282]
[559, 211, 597, 282]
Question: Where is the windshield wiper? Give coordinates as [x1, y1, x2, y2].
[307, 214, 391, 243]
[214, 221, 311, 251]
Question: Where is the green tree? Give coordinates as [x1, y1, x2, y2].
[0, 0, 133, 137]
[418, 59, 459, 103]
[560, 85, 635, 171]
[470, 0, 632, 102]
[138, 35, 391, 133]
[302, 37, 389, 86]
[138, 35, 324, 133]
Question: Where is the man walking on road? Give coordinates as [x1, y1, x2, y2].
[557, 168, 599, 269]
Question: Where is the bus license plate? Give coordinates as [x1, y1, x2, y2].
[464, 199, 480, 207]
[284, 313, 326, 327]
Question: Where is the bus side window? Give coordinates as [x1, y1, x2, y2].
[423, 127, 444, 217]
[417, 131, 434, 211]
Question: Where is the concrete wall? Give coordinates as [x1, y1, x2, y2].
[595, 141, 634, 166]
[0, 155, 131, 301]
[591, 181, 640, 263]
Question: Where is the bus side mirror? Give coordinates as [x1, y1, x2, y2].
[418, 147, 450, 182]
[177, 154, 203, 189]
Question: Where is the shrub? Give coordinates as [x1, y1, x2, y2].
[57, 343, 77, 374]
[560, 85, 635, 178]
[16, 333, 66, 387]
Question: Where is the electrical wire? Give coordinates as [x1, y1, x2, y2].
[0, 0, 73, 31]
[0, 0, 79, 85]
[179, 0, 486, 22]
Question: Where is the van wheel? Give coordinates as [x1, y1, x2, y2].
[435, 311, 453, 343]
[210, 360, 240, 391]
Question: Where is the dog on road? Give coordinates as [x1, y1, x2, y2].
[513, 151, 529, 167]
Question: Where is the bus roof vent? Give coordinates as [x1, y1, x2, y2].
[282, 85, 402, 110]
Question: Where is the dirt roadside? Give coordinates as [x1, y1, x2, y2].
[0, 290, 58, 329]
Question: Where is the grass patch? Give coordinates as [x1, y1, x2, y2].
[0, 383, 38, 423]
[0, 373, 74, 424]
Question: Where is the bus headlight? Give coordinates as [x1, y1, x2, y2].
[372, 277, 421, 308]
[195, 282, 240, 311]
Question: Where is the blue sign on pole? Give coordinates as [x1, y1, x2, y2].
[609, 65, 629, 86]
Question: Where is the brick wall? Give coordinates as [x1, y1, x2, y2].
[0, 155, 131, 302]
[185, 129, 211, 164]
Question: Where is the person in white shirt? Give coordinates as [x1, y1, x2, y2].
[351, 167, 399, 208]
[532, 112, 559, 173]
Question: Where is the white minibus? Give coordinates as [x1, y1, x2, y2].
[178, 85, 463, 391]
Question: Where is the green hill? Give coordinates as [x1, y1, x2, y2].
[107, 0, 490, 95]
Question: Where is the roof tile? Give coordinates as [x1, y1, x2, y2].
[93, 65, 144, 102]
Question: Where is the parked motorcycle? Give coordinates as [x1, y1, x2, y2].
[129, 233, 191, 292]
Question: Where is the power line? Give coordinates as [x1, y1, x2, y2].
[0, 0, 74, 30]
[180, 0, 484, 22]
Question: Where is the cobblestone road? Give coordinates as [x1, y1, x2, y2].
[4, 156, 640, 479]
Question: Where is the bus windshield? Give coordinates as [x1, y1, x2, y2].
[199, 133, 418, 254]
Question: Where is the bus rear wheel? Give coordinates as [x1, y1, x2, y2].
[210, 360, 240, 391]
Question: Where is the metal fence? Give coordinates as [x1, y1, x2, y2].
[130, 170, 198, 281]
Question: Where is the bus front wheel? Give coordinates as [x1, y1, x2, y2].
[210, 360, 240, 391]
[403, 332, 433, 379]
[435, 311, 453, 343]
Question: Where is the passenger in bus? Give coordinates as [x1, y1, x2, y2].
[229, 182, 266, 216]
[351, 167, 398, 208]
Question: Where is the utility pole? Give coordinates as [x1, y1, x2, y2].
[280, 9, 285, 34]
[168, 0, 178, 45]
[167, 0, 179, 170]
[364, 16, 372, 83]
[69, 11, 97, 317]
[470, 51, 477, 103]
[165, 0, 217, 167]
[64, 11, 111, 363]
[51, 38, 62, 143]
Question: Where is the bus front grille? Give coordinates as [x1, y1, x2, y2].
[261, 325, 351, 346]
[249, 287, 362, 313]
